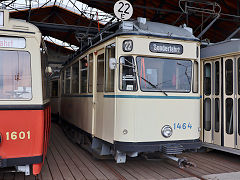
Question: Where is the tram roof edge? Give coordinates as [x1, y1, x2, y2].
[127, 20, 199, 41]
[65, 19, 199, 66]
[201, 39, 240, 59]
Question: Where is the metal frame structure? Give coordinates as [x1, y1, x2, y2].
[1, 0, 240, 55]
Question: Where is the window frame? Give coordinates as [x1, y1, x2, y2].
[118, 55, 138, 92]
[105, 43, 116, 93]
[136, 56, 192, 93]
[0, 50, 32, 101]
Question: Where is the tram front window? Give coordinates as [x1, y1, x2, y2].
[0, 50, 31, 100]
[136, 57, 192, 92]
[119, 56, 137, 91]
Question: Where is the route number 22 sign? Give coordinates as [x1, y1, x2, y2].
[114, 0, 133, 20]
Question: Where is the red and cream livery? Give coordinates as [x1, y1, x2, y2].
[0, 10, 50, 175]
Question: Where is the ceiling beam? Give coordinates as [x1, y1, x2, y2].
[30, 21, 100, 34]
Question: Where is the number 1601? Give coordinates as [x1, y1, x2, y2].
[6, 131, 31, 141]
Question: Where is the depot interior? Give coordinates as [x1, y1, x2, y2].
[1, 0, 238, 74]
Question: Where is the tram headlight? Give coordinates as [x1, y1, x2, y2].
[161, 125, 173, 138]
[122, 40, 133, 52]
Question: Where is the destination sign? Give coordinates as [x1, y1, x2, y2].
[0, 37, 26, 48]
[0, 11, 3, 26]
[149, 42, 183, 55]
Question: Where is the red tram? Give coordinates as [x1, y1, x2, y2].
[0, 10, 50, 175]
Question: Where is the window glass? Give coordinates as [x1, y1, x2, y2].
[238, 58, 240, 95]
[136, 57, 192, 92]
[88, 54, 93, 93]
[193, 61, 198, 93]
[72, 61, 79, 94]
[204, 63, 211, 95]
[61, 71, 65, 95]
[226, 98, 233, 134]
[80, 57, 88, 93]
[204, 98, 211, 131]
[65, 67, 71, 94]
[0, 50, 32, 100]
[97, 54, 104, 92]
[215, 98, 220, 132]
[41, 47, 49, 100]
[51, 80, 58, 97]
[119, 56, 137, 91]
[215, 61, 219, 95]
[225, 59, 233, 95]
[238, 99, 240, 135]
[105, 44, 115, 92]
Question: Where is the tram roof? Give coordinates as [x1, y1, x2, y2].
[201, 39, 240, 59]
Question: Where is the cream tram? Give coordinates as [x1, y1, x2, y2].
[60, 18, 201, 163]
[0, 10, 50, 175]
[201, 39, 240, 154]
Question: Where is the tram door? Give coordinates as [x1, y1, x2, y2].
[203, 57, 239, 148]
[94, 50, 105, 138]
[236, 57, 240, 149]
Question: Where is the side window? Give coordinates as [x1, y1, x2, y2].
[97, 54, 104, 92]
[193, 61, 198, 93]
[215, 61, 220, 95]
[204, 63, 211, 95]
[204, 98, 211, 131]
[80, 56, 88, 93]
[41, 47, 49, 100]
[61, 71, 65, 95]
[105, 44, 115, 92]
[65, 67, 71, 94]
[88, 54, 93, 93]
[51, 80, 59, 97]
[225, 59, 233, 95]
[119, 56, 137, 91]
[72, 61, 79, 94]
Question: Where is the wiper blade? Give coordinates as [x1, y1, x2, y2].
[177, 62, 191, 86]
[139, 76, 168, 96]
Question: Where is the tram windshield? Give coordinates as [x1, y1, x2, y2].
[136, 57, 192, 92]
[0, 50, 32, 100]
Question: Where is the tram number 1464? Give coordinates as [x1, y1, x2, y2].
[6, 131, 31, 141]
[173, 123, 192, 130]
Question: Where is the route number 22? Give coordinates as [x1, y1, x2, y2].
[114, 0, 133, 20]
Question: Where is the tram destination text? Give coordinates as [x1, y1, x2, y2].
[149, 42, 183, 55]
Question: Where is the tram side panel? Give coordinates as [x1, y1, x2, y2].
[59, 20, 202, 160]
[0, 10, 50, 175]
[201, 40, 240, 152]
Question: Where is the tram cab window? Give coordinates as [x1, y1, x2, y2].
[80, 56, 88, 93]
[72, 61, 79, 94]
[88, 54, 93, 93]
[119, 56, 137, 91]
[0, 50, 32, 100]
[105, 44, 115, 92]
[136, 57, 192, 92]
[51, 80, 59, 97]
[65, 67, 71, 94]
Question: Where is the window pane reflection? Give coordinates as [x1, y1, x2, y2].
[204, 98, 211, 131]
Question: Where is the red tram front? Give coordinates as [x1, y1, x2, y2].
[0, 10, 50, 175]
